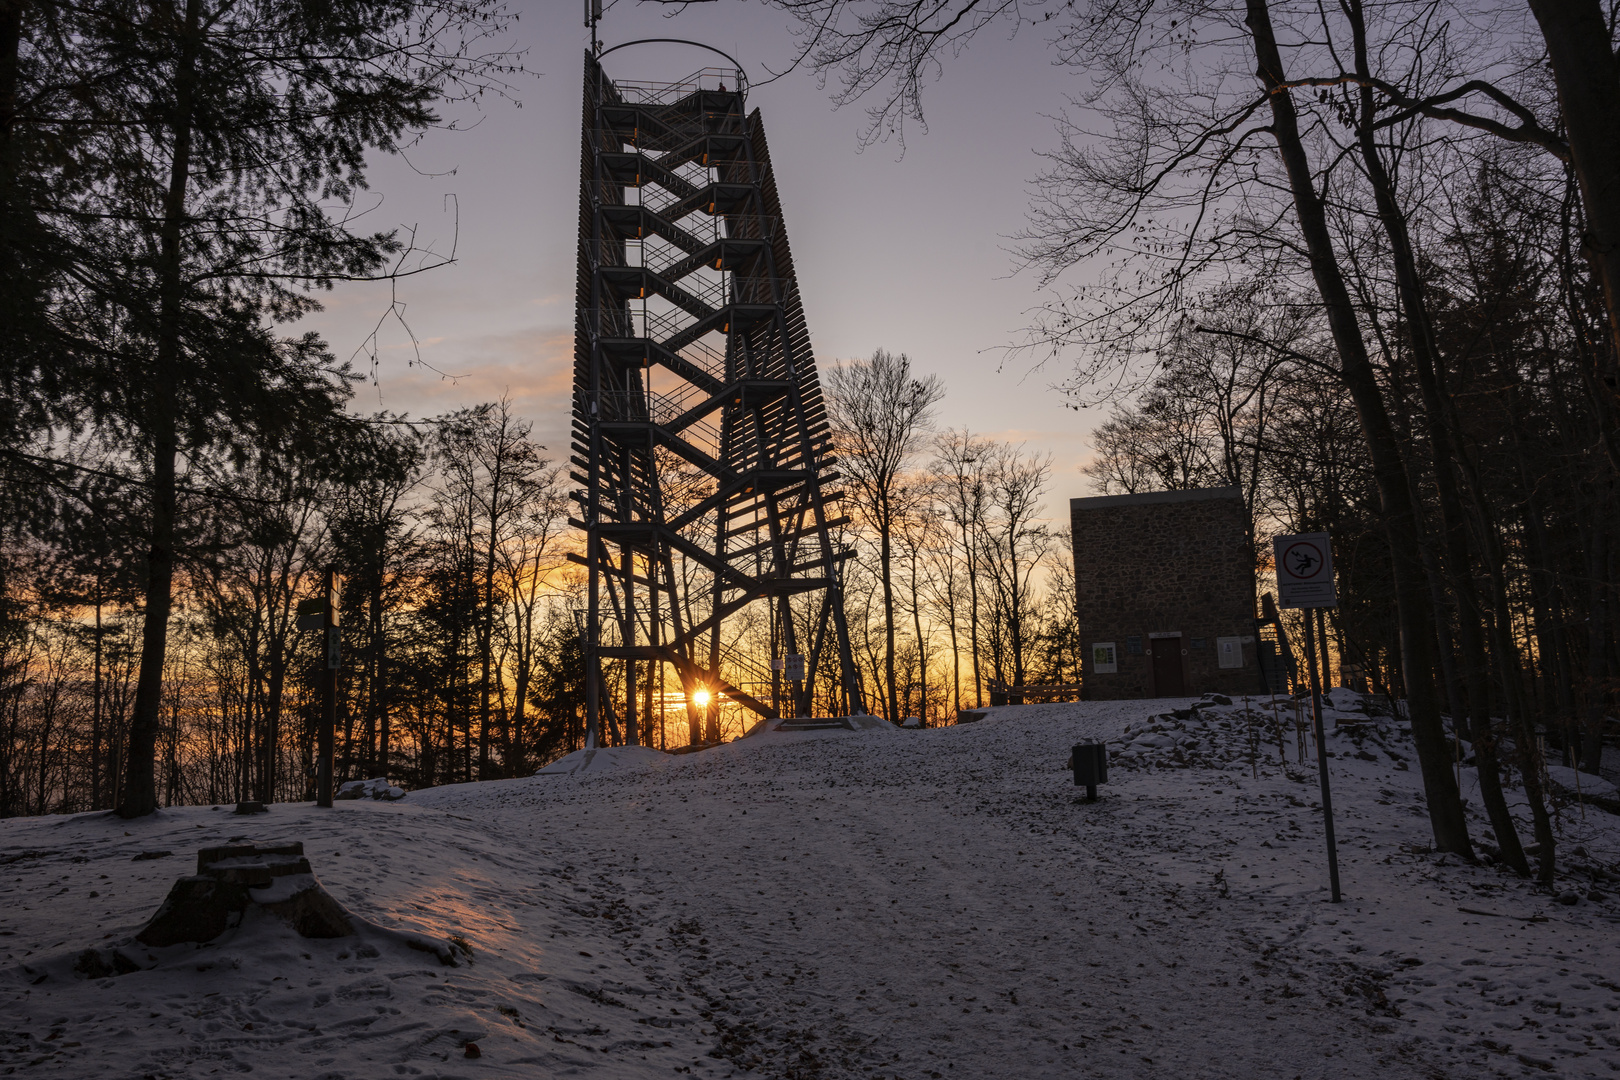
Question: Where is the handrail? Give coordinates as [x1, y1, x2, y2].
[597, 41, 748, 94]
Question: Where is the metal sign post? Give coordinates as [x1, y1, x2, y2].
[1273, 533, 1341, 903]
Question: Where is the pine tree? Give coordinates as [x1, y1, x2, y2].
[7, 0, 521, 816]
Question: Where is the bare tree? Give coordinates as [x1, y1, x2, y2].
[193, 453, 331, 804]
[1083, 389, 1218, 495]
[894, 493, 945, 721]
[826, 350, 944, 722]
[979, 444, 1052, 700]
[500, 464, 570, 773]
[932, 428, 992, 708]
[330, 420, 425, 782]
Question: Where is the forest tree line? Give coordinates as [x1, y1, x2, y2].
[0, 0, 524, 817]
[0, 361, 1081, 815]
[0, 351, 1096, 818]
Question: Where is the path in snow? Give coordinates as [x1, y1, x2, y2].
[3, 699, 1618, 1079]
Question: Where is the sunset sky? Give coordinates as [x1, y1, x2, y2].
[299, 1, 1104, 502]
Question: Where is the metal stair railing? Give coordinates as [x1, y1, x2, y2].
[711, 637, 781, 717]
[598, 391, 726, 461]
[580, 307, 730, 384]
[610, 68, 741, 106]
[640, 306, 734, 374]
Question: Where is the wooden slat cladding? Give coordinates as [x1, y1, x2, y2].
[572, 54, 865, 727]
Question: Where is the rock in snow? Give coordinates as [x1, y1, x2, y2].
[2, 698, 1618, 1079]
[1546, 765, 1620, 802]
[335, 777, 406, 800]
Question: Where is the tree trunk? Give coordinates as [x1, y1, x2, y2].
[1585, 491, 1610, 772]
[1419, 544, 1467, 725]
[1452, 447, 1559, 881]
[1478, 517, 1558, 882]
[1526, 0, 1620, 473]
[511, 598, 532, 771]
[1009, 540, 1026, 700]
[119, 416, 176, 819]
[478, 440, 504, 778]
[366, 544, 383, 778]
[119, 0, 199, 819]
[879, 502, 899, 723]
[377, 569, 390, 776]
[909, 549, 926, 722]
[260, 649, 285, 802]
[1314, 608, 1331, 692]
[1519, 498, 1578, 758]
[1245, 0, 1471, 854]
[0, 0, 18, 125]
[91, 579, 103, 810]
[967, 533, 983, 708]
[1346, 0, 1529, 873]
[946, 573, 961, 718]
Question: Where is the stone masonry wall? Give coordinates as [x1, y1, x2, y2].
[1071, 487, 1259, 700]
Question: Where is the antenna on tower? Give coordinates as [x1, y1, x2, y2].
[585, 0, 603, 54]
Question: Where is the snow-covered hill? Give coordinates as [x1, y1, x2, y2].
[3, 698, 1618, 1078]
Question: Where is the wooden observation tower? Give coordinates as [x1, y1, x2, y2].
[570, 46, 863, 747]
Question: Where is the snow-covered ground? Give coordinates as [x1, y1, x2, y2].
[4, 698, 1619, 1079]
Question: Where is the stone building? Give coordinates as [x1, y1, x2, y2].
[1071, 486, 1260, 700]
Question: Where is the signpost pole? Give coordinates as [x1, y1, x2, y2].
[785, 653, 805, 717]
[1302, 617, 1341, 902]
[1274, 532, 1342, 903]
[772, 657, 783, 721]
[317, 567, 338, 809]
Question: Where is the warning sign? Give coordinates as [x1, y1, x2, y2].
[1273, 532, 1336, 609]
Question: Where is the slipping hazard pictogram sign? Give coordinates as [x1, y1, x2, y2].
[1273, 532, 1336, 609]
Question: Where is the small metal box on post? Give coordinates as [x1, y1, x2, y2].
[1069, 742, 1108, 801]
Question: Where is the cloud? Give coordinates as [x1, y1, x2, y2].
[355, 323, 575, 449]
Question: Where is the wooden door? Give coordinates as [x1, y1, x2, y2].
[1150, 637, 1184, 697]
